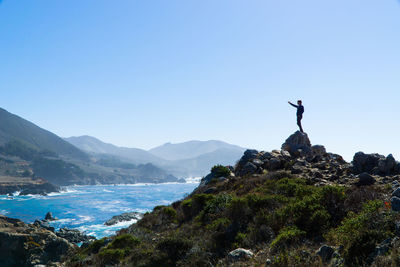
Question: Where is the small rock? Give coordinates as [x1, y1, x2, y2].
[355, 172, 375, 186]
[316, 245, 334, 262]
[391, 196, 400, 211]
[252, 159, 263, 167]
[228, 248, 254, 262]
[266, 258, 272, 265]
[312, 145, 326, 156]
[393, 187, 400, 198]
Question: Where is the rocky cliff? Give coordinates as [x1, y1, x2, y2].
[42, 132, 400, 266]
[0, 215, 74, 267]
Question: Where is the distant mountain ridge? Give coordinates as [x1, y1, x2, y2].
[65, 136, 164, 164]
[64, 136, 247, 177]
[149, 140, 245, 161]
[0, 108, 87, 160]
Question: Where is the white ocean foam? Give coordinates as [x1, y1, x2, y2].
[0, 210, 9, 215]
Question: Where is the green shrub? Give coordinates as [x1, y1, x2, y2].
[270, 226, 306, 251]
[109, 234, 140, 249]
[206, 217, 231, 231]
[156, 236, 192, 263]
[182, 194, 215, 220]
[98, 248, 125, 264]
[84, 238, 108, 254]
[211, 165, 231, 178]
[226, 197, 251, 223]
[326, 200, 394, 265]
[161, 207, 177, 220]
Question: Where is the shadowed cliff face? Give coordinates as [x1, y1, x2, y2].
[0, 215, 74, 267]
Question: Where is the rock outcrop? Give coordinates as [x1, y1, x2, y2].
[281, 131, 312, 157]
[104, 212, 143, 226]
[0, 215, 73, 267]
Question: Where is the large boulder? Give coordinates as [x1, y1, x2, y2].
[281, 131, 312, 157]
[352, 152, 384, 174]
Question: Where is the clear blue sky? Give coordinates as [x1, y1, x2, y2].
[1, 0, 400, 161]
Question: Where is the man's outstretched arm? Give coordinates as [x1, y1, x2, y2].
[288, 101, 298, 108]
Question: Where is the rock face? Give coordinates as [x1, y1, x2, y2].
[0, 215, 73, 267]
[316, 245, 335, 262]
[56, 228, 96, 244]
[352, 152, 400, 176]
[228, 248, 254, 262]
[281, 131, 312, 157]
[0, 180, 59, 196]
[355, 172, 376, 186]
[104, 212, 144, 226]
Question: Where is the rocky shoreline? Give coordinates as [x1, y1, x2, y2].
[0, 177, 60, 196]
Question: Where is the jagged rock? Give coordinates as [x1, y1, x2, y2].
[252, 159, 263, 167]
[45, 212, 57, 221]
[268, 158, 283, 171]
[391, 196, 400, 211]
[367, 237, 392, 264]
[378, 154, 397, 175]
[355, 172, 376, 186]
[0, 215, 73, 267]
[393, 187, 400, 198]
[104, 212, 143, 226]
[240, 162, 258, 175]
[316, 245, 334, 262]
[228, 248, 254, 261]
[33, 220, 55, 232]
[352, 152, 385, 174]
[281, 131, 311, 157]
[56, 228, 96, 244]
[312, 145, 326, 156]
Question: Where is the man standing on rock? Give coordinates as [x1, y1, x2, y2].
[288, 100, 304, 133]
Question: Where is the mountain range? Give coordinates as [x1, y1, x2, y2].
[64, 136, 246, 177]
[0, 107, 246, 187]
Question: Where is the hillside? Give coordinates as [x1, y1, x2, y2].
[65, 131, 400, 267]
[0, 108, 88, 160]
[0, 108, 179, 187]
[65, 136, 246, 177]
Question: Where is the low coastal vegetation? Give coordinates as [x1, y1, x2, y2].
[65, 151, 400, 267]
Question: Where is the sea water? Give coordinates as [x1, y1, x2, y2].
[0, 181, 199, 238]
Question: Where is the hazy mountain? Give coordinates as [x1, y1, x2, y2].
[163, 147, 246, 177]
[0, 108, 87, 160]
[149, 140, 245, 161]
[65, 136, 165, 165]
[65, 136, 247, 177]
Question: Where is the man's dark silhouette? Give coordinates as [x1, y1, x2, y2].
[288, 100, 304, 133]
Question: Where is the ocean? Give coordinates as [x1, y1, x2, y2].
[0, 180, 199, 239]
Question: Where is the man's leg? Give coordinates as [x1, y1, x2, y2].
[297, 116, 304, 133]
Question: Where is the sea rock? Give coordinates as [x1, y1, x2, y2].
[0, 215, 73, 267]
[281, 131, 312, 157]
[355, 172, 376, 186]
[316, 245, 334, 262]
[104, 212, 143, 226]
[56, 228, 96, 244]
[177, 178, 186, 183]
[45, 212, 57, 221]
[228, 248, 254, 262]
[391, 196, 400, 212]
